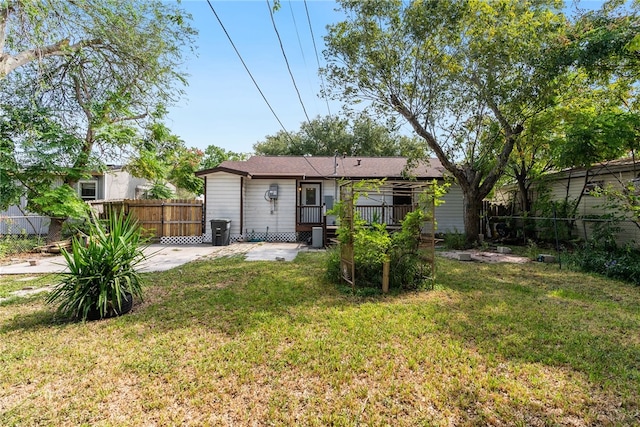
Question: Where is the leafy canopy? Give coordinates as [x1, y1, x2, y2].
[253, 113, 427, 158]
[0, 0, 196, 224]
[323, 0, 567, 241]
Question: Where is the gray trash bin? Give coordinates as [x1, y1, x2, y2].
[312, 226, 323, 248]
[211, 219, 231, 246]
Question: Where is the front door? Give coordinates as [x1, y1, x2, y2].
[300, 183, 321, 223]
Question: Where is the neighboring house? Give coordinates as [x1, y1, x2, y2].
[195, 156, 465, 244]
[494, 157, 640, 245]
[0, 166, 171, 235]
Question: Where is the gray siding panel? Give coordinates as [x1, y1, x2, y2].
[203, 172, 242, 242]
[435, 185, 465, 233]
[244, 179, 297, 236]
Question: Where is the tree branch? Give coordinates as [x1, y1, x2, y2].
[390, 94, 456, 172]
[0, 1, 16, 55]
[1, 38, 102, 78]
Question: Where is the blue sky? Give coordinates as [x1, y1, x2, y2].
[166, 0, 608, 155]
[166, 0, 345, 154]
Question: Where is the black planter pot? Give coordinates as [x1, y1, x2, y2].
[85, 292, 133, 321]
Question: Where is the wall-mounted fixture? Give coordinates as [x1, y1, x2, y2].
[268, 184, 279, 199]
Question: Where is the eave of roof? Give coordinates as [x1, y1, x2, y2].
[195, 156, 445, 180]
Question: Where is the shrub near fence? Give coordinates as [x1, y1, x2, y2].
[487, 215, 640, 248]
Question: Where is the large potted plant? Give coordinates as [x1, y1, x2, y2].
[47, 211, 146, 321]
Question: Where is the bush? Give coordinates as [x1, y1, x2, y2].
[443, 230, 466, 250]
[567, 245, 640, 286]
[47, 212, 146, 320]
[326, 206, 435, 291]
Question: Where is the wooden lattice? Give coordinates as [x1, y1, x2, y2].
[337, 180, 438, 291]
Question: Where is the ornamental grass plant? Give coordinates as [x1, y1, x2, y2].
[46, 211, 146, 321]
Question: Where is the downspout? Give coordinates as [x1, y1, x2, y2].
[102, 171, 107, 201]
[239, 176, 244, 237]
[203, 176, 207, 237]
[333, 151, 338, 203]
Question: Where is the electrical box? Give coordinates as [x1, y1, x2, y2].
[324, 195, 334, 210]
[268, 184, 279, 199]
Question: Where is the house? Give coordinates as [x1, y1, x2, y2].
[0, 166, 172, 235]
[195, 156, 465, 244]
[493, 157, 640, 245]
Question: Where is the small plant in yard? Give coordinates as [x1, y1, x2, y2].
[442, 228, 466, 250]
[46, 211, 146, 320]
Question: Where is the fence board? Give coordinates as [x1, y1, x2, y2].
[96, 199, 203, 240]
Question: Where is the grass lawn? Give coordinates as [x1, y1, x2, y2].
[1, 252, 639, 426]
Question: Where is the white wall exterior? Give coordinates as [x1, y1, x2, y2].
[103, 169, 151, 200]
[243, 179, 297, 237]
[203, 172, 242, 242]
[543, 170, 640, 246]
[435, 184, 465, 233]
[201, 174, 466, 242]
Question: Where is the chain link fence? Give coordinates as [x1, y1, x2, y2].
[0, 216, 51, 257]
[486, 215, 640, 248]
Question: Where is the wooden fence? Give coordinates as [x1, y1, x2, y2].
[93, 199, 203, 240]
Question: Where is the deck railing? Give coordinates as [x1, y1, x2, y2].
[298, 204, 412, 226]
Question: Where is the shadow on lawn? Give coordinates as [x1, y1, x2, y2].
[126, 253, 353, 335]
[434, 258, 640, 407]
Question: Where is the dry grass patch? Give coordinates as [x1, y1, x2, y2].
[1, 253, 639, 425]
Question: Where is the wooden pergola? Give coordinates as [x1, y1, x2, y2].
[339, 181, 437, 292]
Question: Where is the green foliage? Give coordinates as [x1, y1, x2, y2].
[46, 212, 146, 321]
[531, 185, 578, 241]
[594, 181, 640, 227]
[253, 113, 424, 157]
[200, 145, 248, 170]
[142, 182, 175, 200]
[323, 0, 568, 242]
[1, 1, 196, 232]
[168, 147, 205, 195]
[443, 230, 467, 250]
[0, 235, 42, 258]
[327, 180, 442, 291]
[568, 245, 640, 286]
[28, 185, 89, 220]
[566, 185, 640, 285]
[127, 123, 204, 196]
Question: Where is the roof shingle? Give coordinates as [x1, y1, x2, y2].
[197, 156, 444, 179]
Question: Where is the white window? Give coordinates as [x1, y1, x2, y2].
[78, 181, 98, 201]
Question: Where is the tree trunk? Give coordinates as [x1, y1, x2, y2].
[462, 190, 483, 246]
[47, 217, 66, 243]
[516, 177, 531, 214]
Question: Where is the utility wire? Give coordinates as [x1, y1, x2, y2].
[206, 0, 290, 136]
[304, 0, 332, 117]
[206, 0, 328, 179]
[288, 0, 307, 66]
[266, 0, 311, 123]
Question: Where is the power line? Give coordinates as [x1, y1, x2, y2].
[288, 0, 308, 67]
[303, 0, 332, 117]
[266, 0, 311, 123]
[206, 0, 328, 179]
[205, 0, 290, 136]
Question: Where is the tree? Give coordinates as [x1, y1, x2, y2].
[0, 0, 195, 241]
[507, 1, 640, 218]
[126, 122, 205, 197]
[253, 113, 427, 158]
[200, 145, 248, 170]
[323, 0, 567, 243]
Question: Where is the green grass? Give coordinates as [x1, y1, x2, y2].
[1, 253, 639, 426]
[0, 274, 58, 299]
